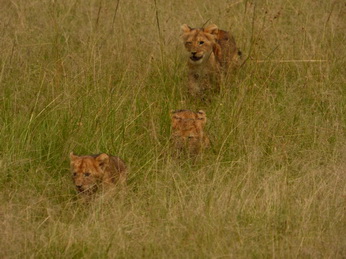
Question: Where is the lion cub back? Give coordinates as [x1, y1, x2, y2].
[70, 153, 127, 194]
[215, 29, 240, 68]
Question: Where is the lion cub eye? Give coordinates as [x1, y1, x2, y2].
[73, 172, 77, 177]
[84, 172, 91, 177]
[199, 41, 204, 45]
[185, 42, 192, 46]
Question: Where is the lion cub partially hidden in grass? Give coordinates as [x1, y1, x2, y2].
[181, 24, 241, 98]
[171, 109, 210, 156]
[70, 152, 127, 195]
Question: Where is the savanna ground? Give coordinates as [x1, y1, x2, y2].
[1, 0, 345, 258]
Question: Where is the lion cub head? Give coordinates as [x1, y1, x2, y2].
[171, 109, 210, 155]
[69, 153, 113, 194]
[181, 24, 219, 64]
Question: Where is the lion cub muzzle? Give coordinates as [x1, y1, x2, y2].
[190, 51, 203, 62]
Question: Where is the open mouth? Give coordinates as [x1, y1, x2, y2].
[77, 186, 85, 192]
[190, 55, 203, 62]
[77, 186, 96, 195]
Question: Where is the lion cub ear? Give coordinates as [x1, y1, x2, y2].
[204, 24, 218, 35]
[196, 110, 207, 124]
[170, 110, 178, 118]
[181, 24, 192, 33]
[70, 152, 78, 162]
[95, 153, 110, 168]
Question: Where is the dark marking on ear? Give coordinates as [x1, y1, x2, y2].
[95, 153, 110, 170]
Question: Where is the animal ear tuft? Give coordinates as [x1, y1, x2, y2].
[70, 152, 78, 161]
[96, 153, 109, 168]
[181, 24, 192, 33]
[196, 110, 207, 123]
[204, 24, 218, 35]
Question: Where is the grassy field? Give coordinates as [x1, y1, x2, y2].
[1, 0, 345, 257]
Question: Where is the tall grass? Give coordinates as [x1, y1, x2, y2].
[1, 0, 345, 257]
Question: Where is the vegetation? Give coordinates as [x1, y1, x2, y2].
[1, 0, 345, 257]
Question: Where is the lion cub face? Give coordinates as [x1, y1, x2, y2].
[171, 110, 209, 155]
[181, 24, 218, 65]
[69, 153, 110, 194]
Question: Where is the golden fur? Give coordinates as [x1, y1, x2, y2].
[69, 153, 127, 195]
[181, 24, 241, 97]
[171, 109, 210, 155]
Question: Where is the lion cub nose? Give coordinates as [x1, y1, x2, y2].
[191, 51, 197, 55]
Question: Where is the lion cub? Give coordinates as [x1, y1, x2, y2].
[171, 109, 210, 155]
[181, 24, 241, 97]
[69, 152, 127, 195]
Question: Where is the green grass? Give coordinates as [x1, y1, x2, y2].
[1, 0, 345, 258]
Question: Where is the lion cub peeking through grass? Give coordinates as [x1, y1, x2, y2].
[181, 24, 241, 98]
[70, 152, 127, 195]
[171, 109, 210, 155]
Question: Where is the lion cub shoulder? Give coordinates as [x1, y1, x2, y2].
[69, 153, 127, 195]
[181, 24, 241, 97]
[171, 109, 210, 155]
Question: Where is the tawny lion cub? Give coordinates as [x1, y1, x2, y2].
[171, 109, 210, 155]
[181, 24, 241, 97]
[69, 153, 127, 195]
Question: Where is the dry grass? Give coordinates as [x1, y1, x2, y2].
[0, 0, 345, 258]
